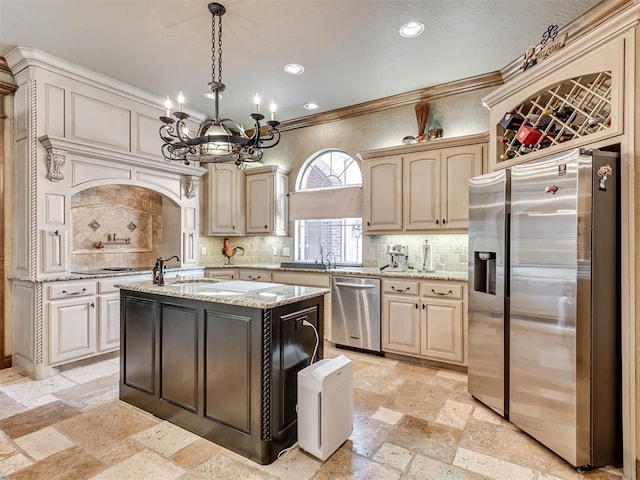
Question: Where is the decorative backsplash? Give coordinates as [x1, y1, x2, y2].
[71, 186, 163, 270]
[199, 233, 468, 272]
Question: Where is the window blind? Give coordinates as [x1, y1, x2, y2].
[288, 186, 362, 220]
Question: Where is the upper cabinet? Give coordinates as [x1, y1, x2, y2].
[245, 165, 290, 236]
[482, 10, 637, 171]
[361, 134, 485, 234]
[201, 163, 245, 236]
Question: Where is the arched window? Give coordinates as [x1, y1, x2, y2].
[291, 149, 363, 265]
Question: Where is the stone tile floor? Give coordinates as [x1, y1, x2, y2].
[0, 345, 624, 479]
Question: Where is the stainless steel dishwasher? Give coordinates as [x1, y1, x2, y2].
[331, 276, 381, 353]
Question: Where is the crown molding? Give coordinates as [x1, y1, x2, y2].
[0, 57, 17, 95]
[279, 71, 503, 132]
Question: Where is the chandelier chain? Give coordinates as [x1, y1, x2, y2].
[218, 14, 223, 84]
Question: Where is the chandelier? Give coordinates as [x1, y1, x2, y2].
[159, 3, 281, 167]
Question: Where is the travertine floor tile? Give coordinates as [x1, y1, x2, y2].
[15, 426, 75, 461]
[371, 406, 403, 425]
[89, 449, 184, 480]
[54, 373, 119, 411]
[353, 387, 388, 417]
[406, 453, 491, 480]
[1, 375, 76, 404]
[0, 401, 80, 439]
[321, 448, 401, 480]
[0, 369, 28, 387]
[347, 416, 392, 458]
[55, 401, 158, 455]
[98, 438, 144, 466]
[453, 446, 536, 480]
[171, 438, 222, 469]
[193, 453, 280, 479]
[0, 391, 26, 420]
[132, 420, 200, 456]
[372, 442, 414, 470]
[0, 451, 33, 476]
[255, 448, 322, 480]
[354, 364, 404, 395]
[59, 358, 119, 384]
[384, 379, 449, 421]
[434, 399, 474, 430]
[9, 446, 103, 480]
[387, 415, 462, 464]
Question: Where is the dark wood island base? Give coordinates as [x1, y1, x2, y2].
[118, 286, 324, 465]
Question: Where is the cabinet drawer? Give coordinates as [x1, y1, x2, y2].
[48, 282, 96, 300]
[421, 282, 463, 299]
[239, 270, 272, 282]
[383, 279, 419, 295]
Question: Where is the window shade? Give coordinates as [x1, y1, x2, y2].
[289, 186, 362, 220]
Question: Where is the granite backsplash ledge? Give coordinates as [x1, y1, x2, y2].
[199, 234, 468, 272]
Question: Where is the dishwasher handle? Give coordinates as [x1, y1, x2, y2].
[333, 282, 377, 289]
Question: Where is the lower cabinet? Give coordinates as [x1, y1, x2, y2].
[99, 292, 121, 352]
[49, 296, 97, 364]
[382, 278, 466, 366]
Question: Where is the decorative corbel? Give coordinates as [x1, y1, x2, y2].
[46, 148, 66, 182]
[185, 175, 199, 199]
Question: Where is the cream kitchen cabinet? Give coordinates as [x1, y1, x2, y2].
[361, 134, 486, 234]
[48, 283, 97, 365]
[245, 165, 290, 236]
[382, 278, 466, 366]
[201, 163, 245, 235]
[363, 156, 403, 232]
[420, 282, 464, 363]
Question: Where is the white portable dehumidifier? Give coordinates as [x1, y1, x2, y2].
[297, 354, 353, 461]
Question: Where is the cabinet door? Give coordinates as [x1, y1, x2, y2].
[382, 294, 420, 355]
[49, 297, 97, 364]
[206, 269, 236, 280]
[246, 173, 273, 234]
[363, 156, 403, 232]
[420, 298, 464, 363]
[202, 164, 245, 235]
[42, 229, 68, 273]
[440, 145, 483, 230]
[403, 152, 440, 231]
[99, 292, 120, 352]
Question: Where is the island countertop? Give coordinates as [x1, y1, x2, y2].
[116, 278, 329, 309]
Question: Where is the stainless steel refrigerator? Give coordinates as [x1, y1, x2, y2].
[468, 148, 621, 469]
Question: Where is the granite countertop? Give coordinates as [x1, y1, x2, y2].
[9, 266, 205, 283]
[116, 278, 329, 309]
[205, 263, 468, 282]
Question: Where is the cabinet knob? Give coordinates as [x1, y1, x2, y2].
[442, 218, 446, 224]
[232, 225, 235, 230]
[367, 221, 370, 226]
[415, 303, 418, 309]
[435, 219, 439, 225]
[422, 304, 426, 310]
[90, 302, 95, 308]
[264, 225, 268, 229]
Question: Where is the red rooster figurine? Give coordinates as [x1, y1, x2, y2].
[222, 238, 245, 263]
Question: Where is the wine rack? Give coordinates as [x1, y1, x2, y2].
[497, 71, 612, 161]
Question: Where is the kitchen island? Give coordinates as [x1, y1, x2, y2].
[117, 279, 327, 464]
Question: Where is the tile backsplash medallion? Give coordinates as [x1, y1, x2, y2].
[199, 233, 468, 273]
[71, 186, 163, 270]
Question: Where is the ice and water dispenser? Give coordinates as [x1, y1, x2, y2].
[474, 251, 496, 295]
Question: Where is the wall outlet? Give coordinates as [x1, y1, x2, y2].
[272, 247, 279, 256]
[201, 246, 207, 255]
[282, 247, 291, 257]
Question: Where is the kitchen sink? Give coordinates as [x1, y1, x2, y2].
[279, 262, 328, 270]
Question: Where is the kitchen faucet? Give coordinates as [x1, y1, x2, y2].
[153, 255, 181, 286]
[325, 251, 336, 270]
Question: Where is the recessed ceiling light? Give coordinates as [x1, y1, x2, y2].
[204, 91, 222, 100]
[399, 21, 424, 38]
[284, 63, 305, 75]
[303, 103, 319, 110]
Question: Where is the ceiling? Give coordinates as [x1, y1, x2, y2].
[0, 0, 601, 125]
